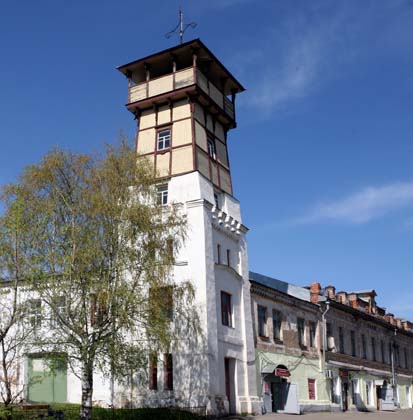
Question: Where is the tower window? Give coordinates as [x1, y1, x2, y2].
[221, 291, 232, 327]
[157, 129, 171, 151]
[214, 192, 220, 209]
[164, 353, 173, 391]
[156, 184, 168, 205]
[217, 244, 221, 264]
[207, 137, 216, 160]
[149, 353, 158, 390]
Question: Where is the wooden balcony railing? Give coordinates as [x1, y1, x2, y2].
[128, 67, 235, 120]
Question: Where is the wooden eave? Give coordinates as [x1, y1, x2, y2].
[116, 38, 245, 95]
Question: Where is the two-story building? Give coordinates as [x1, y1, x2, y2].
[249, 273, 330, 414]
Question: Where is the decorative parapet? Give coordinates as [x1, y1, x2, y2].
[210, 205, 247, 238]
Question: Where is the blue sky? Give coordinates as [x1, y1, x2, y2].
[1, 1, 412, 318]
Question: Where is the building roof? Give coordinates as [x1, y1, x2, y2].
[116, 38, 245, 95]
[249, 271, 310, 302]
[348, 290, 377, 296]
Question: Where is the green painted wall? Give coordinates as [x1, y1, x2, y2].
[27, 355, 67, 403]
[256, 350, 330, 407]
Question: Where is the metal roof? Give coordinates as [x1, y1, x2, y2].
[249, 271, 311, 302]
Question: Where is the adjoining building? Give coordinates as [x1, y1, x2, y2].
[311, 283, 413, 412]
[250, 273, 330, 414]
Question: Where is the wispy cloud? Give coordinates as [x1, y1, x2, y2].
[232, 0, 413, 115]
[294, 182, 413, 225]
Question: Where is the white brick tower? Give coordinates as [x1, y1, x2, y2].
[118, 39, 260, 415]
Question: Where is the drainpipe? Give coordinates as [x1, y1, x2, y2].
[321, 301, 331, 376]
[391, 328, 399, 407]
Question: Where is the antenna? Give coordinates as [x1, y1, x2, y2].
[165, 7, 197, 45]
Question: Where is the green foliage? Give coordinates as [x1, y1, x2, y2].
[0, 140, 197, 419]
[0, 405, 203, 420]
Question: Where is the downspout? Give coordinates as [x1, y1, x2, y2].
[321, 301, 331, 376]
[391, 328, 398, 408]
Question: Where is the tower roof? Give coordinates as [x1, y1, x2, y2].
[117, 38, 245, 96]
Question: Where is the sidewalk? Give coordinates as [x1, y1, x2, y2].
[229, 409, 413, 420]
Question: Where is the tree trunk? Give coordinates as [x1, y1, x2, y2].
[1, 339, 12, 407]
[80, 364, 93, 420]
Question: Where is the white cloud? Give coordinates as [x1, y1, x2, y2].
[295, 182, 413, 225]
[233, 0, 413, 115]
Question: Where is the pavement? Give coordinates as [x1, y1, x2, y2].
[228, 409, 413, 420]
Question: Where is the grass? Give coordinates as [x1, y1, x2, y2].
[0, 404, 204, 420]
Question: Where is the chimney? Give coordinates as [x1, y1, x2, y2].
[336, 291, 348, 305]
[402, 321, 410, 332]
[348, 293, 359, 308]
[325, 285, 336, 300]
[384, 313, 395, 325]
[310, 282, 322, 304]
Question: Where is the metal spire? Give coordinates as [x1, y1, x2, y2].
[165, 7, 197, 45]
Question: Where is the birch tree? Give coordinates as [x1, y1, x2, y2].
[1, 141, 195, 420]
[0, 197, 34, 407]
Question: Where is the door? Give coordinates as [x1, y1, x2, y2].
[224, 358, 236, 414]
[376, 386, 382, 410]
[381, 385, 395, 411]
[27, 355, 67, 403]
[284, 383, 300, 414]
[271, 382, 283, 412]
[406, 386, 412, 408]
[271, 381, 299, 414]
[342, 383, 349, 411]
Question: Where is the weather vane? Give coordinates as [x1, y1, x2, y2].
[165, 7, 197, 45]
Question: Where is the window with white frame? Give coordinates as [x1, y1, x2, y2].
[309, 321, 317, 348]
[207, 137, 217, 160]
[156, 184, 168, 205]
[257, 306, 267, 337]
[50, 296, 66, 328]
[297, 318, 305, 347]
[157, 129, 171, 151]
[272, 310, 282, 341]
[221, 291, 232, 327]
[27, 299, 42, 330]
